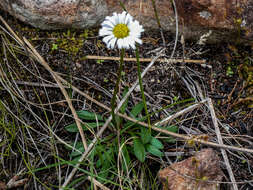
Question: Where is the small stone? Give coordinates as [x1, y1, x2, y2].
[159, 148, 223, 190]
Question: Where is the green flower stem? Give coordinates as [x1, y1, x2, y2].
[111, 49, 125, 128]
[135, 47, 151, 129]
[151, 0, 161, 28]
[119, 1, 127, 11]
[151, 0, 166, 46]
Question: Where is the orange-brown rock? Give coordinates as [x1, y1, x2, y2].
[106, 0, 253, 43]
[159, 149, 224, 190]
[1, 0, 253, 43]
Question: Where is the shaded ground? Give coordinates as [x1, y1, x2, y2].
[0, 11, 252, 189]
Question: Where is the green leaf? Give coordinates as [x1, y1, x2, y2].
[150, 137, 164, 149]
[70, 145, 84, 157]
[146, 144, 164, 157]
[76, 110, 103, 121]
[140, 127, 151, 144]
[165, 125, 178, 133]
[114, 115, 121, 128]
[120, 87, 129, 114]
[104, 148, 114, 164]
[155, 125, 178, 133]
[165, 137, 176, 143]
[65, 122, 104, 132]
[133, 138, 145, 162]
[72, 155, 81, 162]
[51, 43, 58, 50]
[123, 116, 146, 129]
[130, 102, 144, 117]
[121, 145, 131, 171]
[156, 125, 178, 143]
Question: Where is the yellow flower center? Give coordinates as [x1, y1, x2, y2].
[113, 24, 129, 39]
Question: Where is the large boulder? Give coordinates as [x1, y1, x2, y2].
[1, 0, 253, 43]
[0, 0, 108, 29]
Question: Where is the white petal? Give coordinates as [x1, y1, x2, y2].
[129, 23, 143, 37]
[134, 37, 142, 45]
[117, 38, 124, 49]
[103, 35, 114, 44]
[108, 38, 117, 49]
[125, 13, 133, 25]
[102, 20, 115, 29]
[113, 12, 120, 24]
[122, 38, 130, 49]
[99, 28, 113, 36]
[119, 11, 127, 23]
[129, 41, 136, 49]
[129, 31, 141, 40]
[129, 21, 141, 31]
[105, 16, 116, 26]
[126, 36, 136, 49]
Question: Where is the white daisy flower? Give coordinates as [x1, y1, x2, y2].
[99, 11, 144, 49]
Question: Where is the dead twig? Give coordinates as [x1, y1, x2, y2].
[85, 55, 206, 64]
[154, 99, 207, 126]
[207, 98, 238, 190]
[14, 80, 62, 88]
[87, 176, 110, 190]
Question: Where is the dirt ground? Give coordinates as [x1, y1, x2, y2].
[0, 11, 252, 190]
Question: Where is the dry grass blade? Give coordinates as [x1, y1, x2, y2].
[0, 15, 88, 151]
[23, 37, 88, 150]
[154, 99, 207, 126]
[207, 98, 238, 190]
[87, 176, 110, 190]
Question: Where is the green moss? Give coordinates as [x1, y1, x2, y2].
[15, 22, 93, 56]
[226, 45, 253, 107]
[52, 29, 89, 55]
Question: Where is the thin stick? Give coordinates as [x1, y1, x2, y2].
[169, 0, 179, 58]
[87, 176, 110, 190]
[14, 80, 62, 88]
[85, 55, 206, 64]
[207, 98, 238, 190]
[154, 100, 207, 126]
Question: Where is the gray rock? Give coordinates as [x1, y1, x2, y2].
[0, 0, 108, 29]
